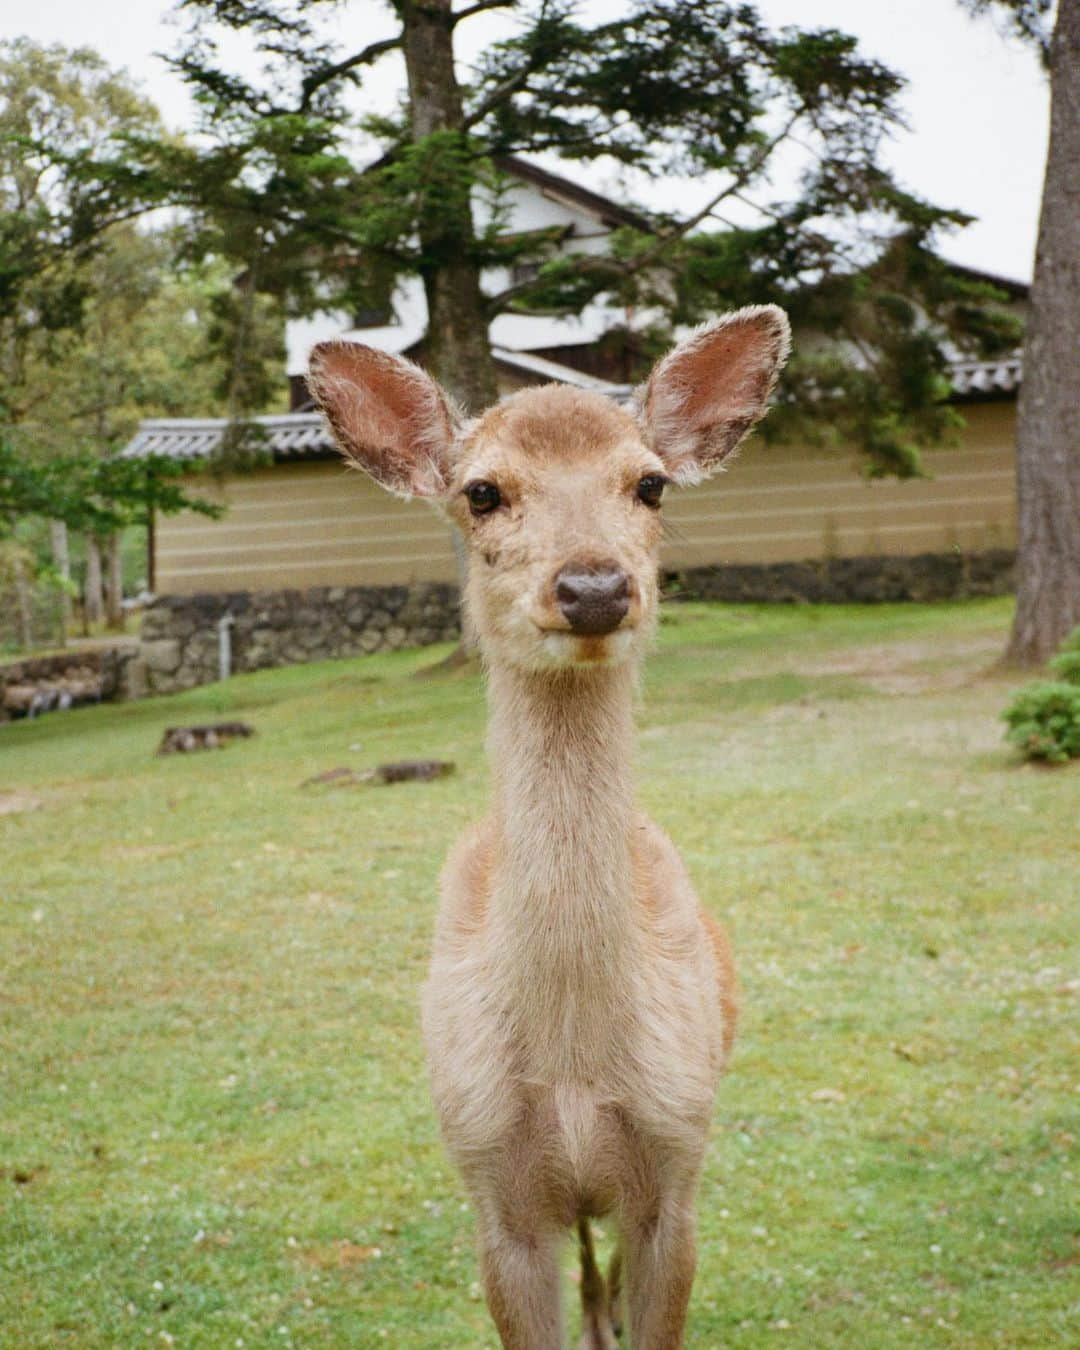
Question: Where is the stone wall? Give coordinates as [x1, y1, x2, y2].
[138, 582, 460, 694]
[130, 551, 1014, 697]
[673, 549, 1015, 605]
[1, 645, 140, 721]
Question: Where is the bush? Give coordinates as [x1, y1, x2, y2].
[1049, 624, 1080, 686]
[1057, 625, 1080, 653]
[1002, 681, 1080, 763]
[1050, 649, 1080, 686]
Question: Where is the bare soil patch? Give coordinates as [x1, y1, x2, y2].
[798, 633, 1007, 694]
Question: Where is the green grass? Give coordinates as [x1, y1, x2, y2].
[2, 599, 1077, 1347]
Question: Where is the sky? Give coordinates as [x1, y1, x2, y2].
[8, 0, 1051, 283]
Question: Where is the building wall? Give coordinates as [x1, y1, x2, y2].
[155, 461, 460, 594]
[663, 401, 1015, 570]
[153, 402, 1016, 596]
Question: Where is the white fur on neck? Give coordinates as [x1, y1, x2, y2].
[485, 661, 642, 1077]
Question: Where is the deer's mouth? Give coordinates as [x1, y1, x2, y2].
[535, 625, 637, 666]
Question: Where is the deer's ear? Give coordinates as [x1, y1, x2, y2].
[639, 306, 790, 484]
[308, 341, 460, 498]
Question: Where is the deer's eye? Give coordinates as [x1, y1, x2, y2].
[466, 481, 501, 515]
[636, 474, 667, 508]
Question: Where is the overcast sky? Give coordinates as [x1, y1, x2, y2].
[11, 0, 1050, 282]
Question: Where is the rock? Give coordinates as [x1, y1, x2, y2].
[157, 721, 255, 755]
[366, 759, 455, 784]
[141, 639, 183, 674]
[4, 684, 38, 713]
[123, 659, 149, 700]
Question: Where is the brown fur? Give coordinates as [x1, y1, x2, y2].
[309, 306, 789, 1347]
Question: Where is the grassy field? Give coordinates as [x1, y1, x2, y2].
[2, 599, 1077, 1347]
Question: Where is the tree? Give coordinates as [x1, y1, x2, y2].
[0, 39, 163, 424]
[1, 40, 176, 630]
[1, 40, 284, 630]
[0, 438, 224, 646]
[16, 223, 282, 623]
[965, 0, 1079, 665]
[120, 0, 1016, 474]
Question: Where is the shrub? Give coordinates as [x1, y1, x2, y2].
[1002, 681, 1080, 764]
[1057, 624, 1080, 653]
[1050, 649, 1080, 686]
[1049, 625, 1080, 686]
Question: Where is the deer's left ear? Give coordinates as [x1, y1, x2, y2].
[639, 305, 790, 484]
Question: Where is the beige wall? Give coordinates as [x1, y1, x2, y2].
[154, 402, 1016, 595]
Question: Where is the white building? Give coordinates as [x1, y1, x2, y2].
[283, 155, 657, 409]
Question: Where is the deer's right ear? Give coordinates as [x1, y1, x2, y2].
[308, 341, 459, 498]
[639, 306, 790, 485]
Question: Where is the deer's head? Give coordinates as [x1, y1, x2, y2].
[310, 307, 789, 673]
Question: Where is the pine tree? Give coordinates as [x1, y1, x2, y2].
[120, 0, 1018, 467]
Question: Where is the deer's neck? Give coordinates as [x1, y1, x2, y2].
[486, 661, 640, 1067]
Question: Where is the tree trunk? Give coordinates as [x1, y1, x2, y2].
[105, 531, 124, 629]
[400, 0, 496, 660]
[84, 534, 105, 628]
[399, 0, 498, 414]
[1006, 0, 1080, 666]
[49, 518, 72, 643]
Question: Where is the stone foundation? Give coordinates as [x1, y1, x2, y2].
[127, 552, 1016, 696]
[1, 645, 140, 721]
[137, 583, 461, 694]
[673, 549, 1015, 605]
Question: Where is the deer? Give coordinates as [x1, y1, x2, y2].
[309, 304, 790, 1349]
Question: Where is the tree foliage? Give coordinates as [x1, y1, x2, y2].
[0, 439, 223, 538]
[958, 0, 1055, 64]
[33, 3, 1024, 472]
[0, 37, 284, 452]
[0, 39, 166, 425]
[129, 0, 1022, 472]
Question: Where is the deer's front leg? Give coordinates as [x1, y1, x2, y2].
[477, 1215, 563, 1350]
[621, 1195, 698, 1349]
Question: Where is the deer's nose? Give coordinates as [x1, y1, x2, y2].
[554, 561, 630, 636]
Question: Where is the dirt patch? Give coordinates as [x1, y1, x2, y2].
[799, 634, 1007, 695]
[299, 1240, 383, 1269]
[108, 843, 183, 861]
[0, 790, 42, 816]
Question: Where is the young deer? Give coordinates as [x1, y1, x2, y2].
[310, 306, 790, 1348]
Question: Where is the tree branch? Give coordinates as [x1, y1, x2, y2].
[452, 0, 516, 26]
[463, 64, 534, 131]
[483, 113, 801, 316]
[462, 0, 557, 129]
[298, 35, 402, 111]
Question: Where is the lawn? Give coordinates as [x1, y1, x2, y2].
[2, 599, 1077, 1347]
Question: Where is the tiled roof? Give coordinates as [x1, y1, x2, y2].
[123, 413, 335, 462]
[125, 351, 634, 462]
[124, 356, 1021, 463]
[948, 355, 1022, 397]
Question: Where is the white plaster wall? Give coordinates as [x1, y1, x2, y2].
[285, 169, 637, 376]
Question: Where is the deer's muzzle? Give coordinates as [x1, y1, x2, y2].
[554, 561, 631, 636]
